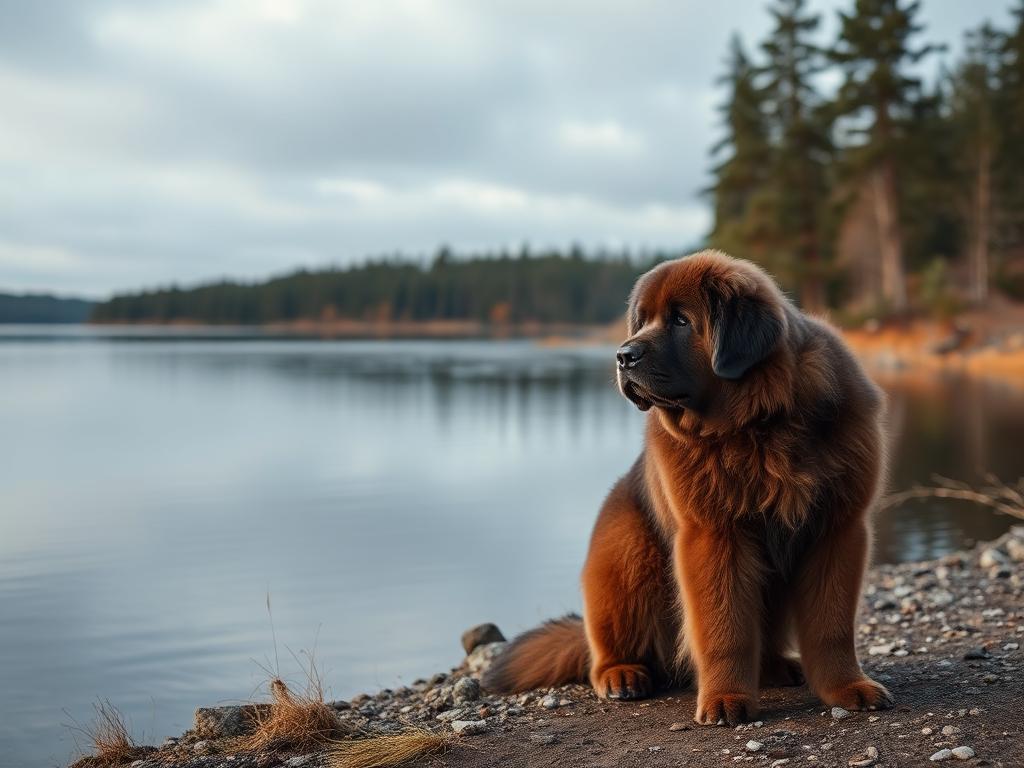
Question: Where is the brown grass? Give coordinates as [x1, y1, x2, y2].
[68, 700, 152, 768]
[328, 729, 453, 768]
[243, 677, 350, 753]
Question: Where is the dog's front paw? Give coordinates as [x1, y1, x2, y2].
[593, 664, 653, 701]
[822, 677, 893, 711]
[694, 691, 758, 726]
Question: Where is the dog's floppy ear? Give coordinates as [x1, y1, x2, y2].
[625, 272, 648, 336]
[709, 290, 783, 380]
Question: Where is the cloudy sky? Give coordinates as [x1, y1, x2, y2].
[0, 0, 1013, 298]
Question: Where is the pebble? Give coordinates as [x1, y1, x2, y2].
[284, 757, 313, 768]
[951, 746, 975, 760]
[922, 727, 934, 735]
[979, 548, 1006, 568]
[539, 694, 560, 709]
[868, 643, 895, 656]
[831, 706, 852, 720]
[530, 733, 557, 745]
[669, 722, 689, 731]
[452, 677, 481, 704]
[451, 719, 488, 735]
[848, 746, 879, 767]
[1004, 642, 1020, 651]
[771, 760, 791, 767]
[963, 647, 990, 660]
[941, 725, 961, 736]
[930, 749, 954, 761]
[746, 740, 764, 752]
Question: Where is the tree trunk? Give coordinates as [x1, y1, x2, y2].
[970, 143, 991, 304]
[871, 163, 907, 313]
[801, 238, 825, 314]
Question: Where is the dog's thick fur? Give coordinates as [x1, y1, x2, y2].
[484, 250, 892, 725]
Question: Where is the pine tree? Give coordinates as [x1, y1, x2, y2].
[708, 35, 774, 260]
[758, 0, 831, 311]
[996, 1, 1024, 259]
[830, 0, 940, 313]
[950, 24, 1003, 303]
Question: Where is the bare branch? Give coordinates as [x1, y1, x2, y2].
[881, 474, 1024, 521]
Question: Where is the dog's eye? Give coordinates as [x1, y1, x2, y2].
[672, 312, 689, 327]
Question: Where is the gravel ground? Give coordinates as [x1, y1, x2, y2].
[97, 526, 1024, 768]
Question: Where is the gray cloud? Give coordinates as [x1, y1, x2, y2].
[0, 0, 1012, 297]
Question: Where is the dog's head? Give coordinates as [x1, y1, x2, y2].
[616, 250, 788, 414]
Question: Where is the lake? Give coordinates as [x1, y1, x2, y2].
[1, 327, 1022, 768]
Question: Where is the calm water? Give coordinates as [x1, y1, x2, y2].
[1, 328, 1022, 768]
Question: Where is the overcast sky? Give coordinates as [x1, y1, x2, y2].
[0, 0, 1014, 298]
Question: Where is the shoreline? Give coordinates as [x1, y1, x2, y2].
[74, 526, 1024, 768]
[80, 316, 1024, 384]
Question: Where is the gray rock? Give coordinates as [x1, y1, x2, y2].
[451, 719, 488, 735]
[193, 705, 253, 738]
[868, 643, 894, 656]
[452, 677, 481, 704]
[746, 740, 764, 752]
[941, 725, 961, 736]
[951, 746, 975, 760]
[436, 708, 469, 722]
[539, 694, 560, 709]
[285, 756, 314, 767]
[530, 733, 557, 745]
[668, 722, 689, 731]
[963, 647, 990, 660]
[930, 749, 953, 762]
[831, 706, 852, 720]
[466, 641, 507, 675]
[461, 623, 506, 654]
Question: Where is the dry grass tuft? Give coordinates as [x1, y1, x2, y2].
[328, 729, 452, 768]
[68, 700, 151, 768]
[243, 676, 348, 753]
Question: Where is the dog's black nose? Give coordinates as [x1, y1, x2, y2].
[616, 342, 645, 369]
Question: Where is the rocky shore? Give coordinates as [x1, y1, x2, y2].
[82, 526, 1024, 768]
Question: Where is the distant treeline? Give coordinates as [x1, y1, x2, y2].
[90, 248, 664, 326]
[708, 0, 1024, 316]
[0, 293, 94, 323]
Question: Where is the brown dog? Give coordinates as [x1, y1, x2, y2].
[484, 250, 892, 724]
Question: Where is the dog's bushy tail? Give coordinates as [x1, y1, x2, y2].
[482, 614, 589, 693]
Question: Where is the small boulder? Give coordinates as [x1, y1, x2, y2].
[951, 746, 975, 760]
[461, 623, 506, 654]
[466, 641, 507, 675]
[194, 705, 254, 738]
